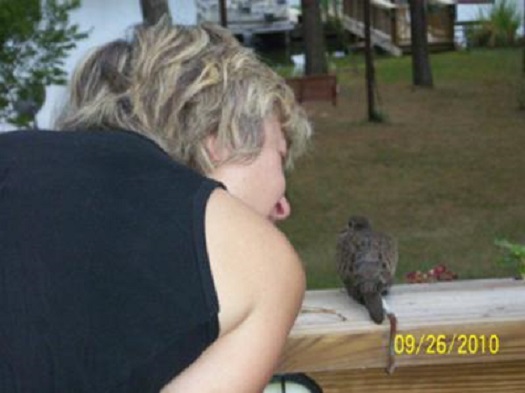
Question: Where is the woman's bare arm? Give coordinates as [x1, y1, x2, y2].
[161, 189, 305, 393]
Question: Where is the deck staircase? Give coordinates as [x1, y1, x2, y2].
[342, 14, 402, 56]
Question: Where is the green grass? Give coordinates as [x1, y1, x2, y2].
[272, 47, 522, 83]
[275, 48, 525, 289]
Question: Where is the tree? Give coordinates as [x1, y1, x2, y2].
[521, 0, 525, 78]
[0, 0, 88, 128]
[363, 0, 381, 121]
[518, 0, 525, 110]
[139, 0, 171, 26]
[218, 0, 228, 27]
[409, 0, 433, 87]
[301, 0, 328, 75]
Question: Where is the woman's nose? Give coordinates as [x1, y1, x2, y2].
[270, 195, 291, 222]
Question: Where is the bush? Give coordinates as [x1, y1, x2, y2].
[495, 239, 525, 279]
[467, 0, 522, 48]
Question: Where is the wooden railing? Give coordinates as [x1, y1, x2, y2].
[342, 0, 455, 53]
[278, 278, 525, 392]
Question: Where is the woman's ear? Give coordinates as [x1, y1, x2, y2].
[205, 134, 229, 163]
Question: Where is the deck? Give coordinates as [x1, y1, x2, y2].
[278, 278, 525, 392]
[342, 0, 456, 56]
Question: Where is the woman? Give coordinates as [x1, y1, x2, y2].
[0, 20, 312, 393]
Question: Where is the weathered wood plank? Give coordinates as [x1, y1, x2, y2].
[278, 279, 525, 373]
[307, 360, 525, 393]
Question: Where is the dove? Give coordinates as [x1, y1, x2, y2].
[336, 215, 398, 324]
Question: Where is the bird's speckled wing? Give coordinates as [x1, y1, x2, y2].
[336, 228, 365, 301]
[377, 233, 398, 290]
[336, 220, 399, 324]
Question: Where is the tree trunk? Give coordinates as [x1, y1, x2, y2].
[140, 0, 171, 26]
[364, 0, 377, 121]
[302, 0, 328, 75]
[522, 0, 525, 75]
[219, 0, 228, 27]
[332, 0, 340, 21]
[409, 0, 433, 87]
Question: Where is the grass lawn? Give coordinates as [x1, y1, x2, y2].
[276, 48, 525, 289]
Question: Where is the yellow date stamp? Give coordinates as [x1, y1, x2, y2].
[394, 334, 500, 355]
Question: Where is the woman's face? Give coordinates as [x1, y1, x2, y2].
[208, 116, 291, 222]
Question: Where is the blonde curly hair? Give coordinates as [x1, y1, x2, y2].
[55, 19, 312, 174]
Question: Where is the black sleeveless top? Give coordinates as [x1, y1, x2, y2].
[0, 129, 223, 393]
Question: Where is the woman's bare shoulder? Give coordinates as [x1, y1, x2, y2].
[204, 188, 305, 337]
[161, 189, 305, 392]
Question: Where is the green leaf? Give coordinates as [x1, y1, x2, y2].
[494, 238, 525, 277]
[0, 0, 89, 126]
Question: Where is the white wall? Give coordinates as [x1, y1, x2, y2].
[35, 0, 197, 130]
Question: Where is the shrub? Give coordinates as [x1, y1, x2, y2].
[495, 239, 525, 279]
[467, 0, 522, 48]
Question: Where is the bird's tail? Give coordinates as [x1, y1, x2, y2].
[362, 291, 384, 324]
